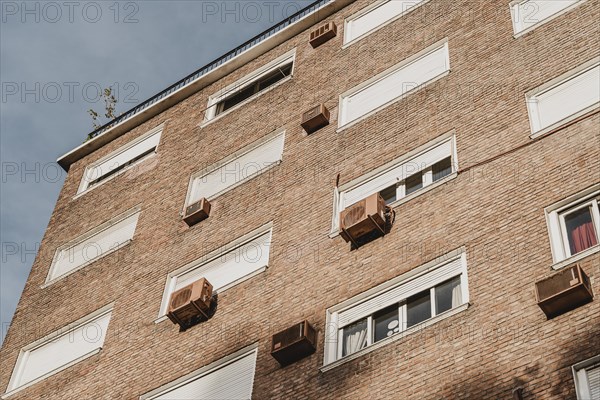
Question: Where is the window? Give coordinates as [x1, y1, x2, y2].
[572, 355, 600, 400]
[78, 124, 162, 194]
[343, 0, 429, 46]
[203, 50, 295, 123]
[338, 40, 449, 129]
[4, 306, 112, 396]
[331, 134, 456, 236]
[140, 345, 257, 400]
[157, 225, 272, 320]
[323, 250, 469, 367]
[545, 184, 600, 265]
[526, 60, 599, 137]
[45, 208, 141, 285]
[185, 130, 285, 207]
[510, 0, 584, 36]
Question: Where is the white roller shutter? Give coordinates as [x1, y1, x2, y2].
[342, 138, 452, 207]
[511, 0, 580, 34]
[175, 230, 271, 292]
[528, 63, 600, 133]
[152, 349, 257, 400]
[338, 256, 463, 327]
[588, 365, 600, 400]
[8, 309, 112, 392]
[340, 42, 449, 127]
[188, 131, 285, 204]
[345, 0, 427, 44]
[48, 211, 140, 282]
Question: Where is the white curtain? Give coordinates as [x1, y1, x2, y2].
[451, 279, 462, 308]
[343, 322, 367, 356]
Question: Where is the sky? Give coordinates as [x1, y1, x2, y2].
[0, 0, 313, 344]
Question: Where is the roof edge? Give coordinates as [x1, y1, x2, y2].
[57, 0, 353, 171]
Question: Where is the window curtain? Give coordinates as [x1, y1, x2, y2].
[343, 323, 367, 356]
[451, 280, 462, 308]
[569, 221, 598, 255]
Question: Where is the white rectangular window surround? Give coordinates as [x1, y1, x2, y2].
[526, 59, 600, 138]
[156, 224, 272, 321]
[338, 39, 450, 130]
[322, 249, 469, 370]
[572, 355, 600, 400]
[77, 124, 163, 195]
[185, 130, 285, 206]
[329, 133, 457, 237]
[44, 207, 141, 286]
[343, 0, 430, 46]
[202, 49, 296, 126]
[510, 0, 585, 37]
[545, 184, 600, 268]
[3, 305, 113, 398]
[140, 344, 258, 400]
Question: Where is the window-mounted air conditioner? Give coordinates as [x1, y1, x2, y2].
[535, 263, 593, 319]
[309, 21, 337, 48]
[340, 192, 386, 245]
[301, 104, 330, 134]
[167, 278, 213, 328]
[183, 198, 211, 227]
[271, 320, 317, 366]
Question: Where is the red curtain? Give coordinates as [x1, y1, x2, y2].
[569, 221, 598, 254]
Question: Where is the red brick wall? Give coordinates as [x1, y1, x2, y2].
[2, 0, 599, 399]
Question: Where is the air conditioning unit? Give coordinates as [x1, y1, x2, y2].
[309, 21, 337, 48]
[271, 320, 317, 366]
[183, 198, 211, 227]
[535, 264, 593, 319]
[340, 193, 386, 244]
[167, 278, 213, 327]
[301, 104, 330, 134]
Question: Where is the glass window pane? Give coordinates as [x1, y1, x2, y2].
[564, 206, 598, 255]
[406, 290, 431, 328]
[380, 185, 397, 204]
[373, 305, 400, 343]
[405, 172, 423, 195]
[435, 276, 462, 315]
[341, 319, 368, 357]
[432, 157, 452, 182]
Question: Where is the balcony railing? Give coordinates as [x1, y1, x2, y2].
[86, 0, 334, 141]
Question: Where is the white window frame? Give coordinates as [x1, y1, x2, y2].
[337, 39, 450, 131]
[545, 184, 600, 269]
[526, 58, 600, 139]
[76, 124, 163, 197]
[140, 343, 258, 400]
[322, 248, 469, 370]
[510, 0, 585, 38]
[201, 49, 296, 127]
[329, 132, 457, 237]
[2, 304, 113, 399]
[183, 129, 285, 208]
[343, 0, 430, 48]
[572, 355, 600, 400]
[155, 223, 272, 322]
[43, 206, 142, 287]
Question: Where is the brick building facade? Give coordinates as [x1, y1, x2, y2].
[1, 0, 599, 399]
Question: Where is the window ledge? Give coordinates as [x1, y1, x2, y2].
[328, 171, 457, 238]
[551, 245, 600, 271]
[512, 0, 586, 39]
[199, 76, 293, 129]
[320, 302, 469, 373]
[529, 104, 599, 140]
